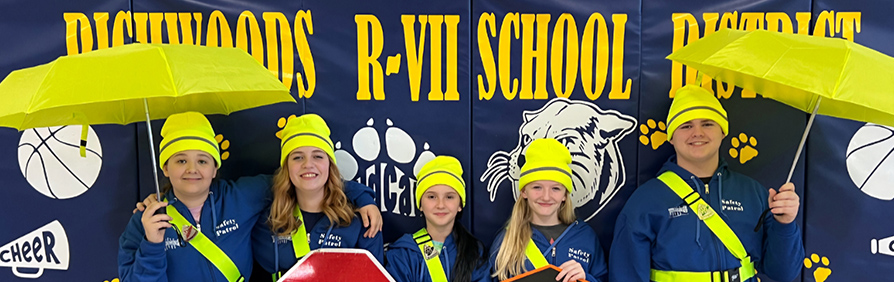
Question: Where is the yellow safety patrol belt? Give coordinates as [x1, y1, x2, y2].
[524, 238, 549, 268]
[166, 203, 245, 282]
[413, 228, 448, 282]
[291, 205, 312, 258]
[650, 171, 755, 282]
[272, 205, 313, 282]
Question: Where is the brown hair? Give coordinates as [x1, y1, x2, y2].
[267, 159, 354, 236]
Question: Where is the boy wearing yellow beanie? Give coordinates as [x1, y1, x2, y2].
[119, 111, 273, 282]
[490, 138, 608, 282]
[610, 85, 804, 282]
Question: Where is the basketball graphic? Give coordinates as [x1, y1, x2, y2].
[17, 126, 103, 199]
[846, 123, 894, 200]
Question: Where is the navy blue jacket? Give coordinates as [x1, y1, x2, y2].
[609, 156, 804, 282]
[385, 232, 490, 282]
[252, 181, 381, 274]
[118, 175, 270, 282]
[490, 220, 607, 282]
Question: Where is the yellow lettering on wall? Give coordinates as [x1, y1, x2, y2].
[499, 13, 520, 100]
[519, 14, 550, 100]
[93, 13, 109, 49]
[185, 13, 202, 45]
[477, 13, 498, 100]
[766, 12, 793, 33]
[738, 12, 764, 31]
[442, 14, 460, 101]
[111, 11, 132, 47]
[813, 10, 835, 38]
[608, 14, 630, 100]
[795, 12, 811, 35]
[207, 10, 233, 47]
[402, 15, 428, 102]
[163, 13, 181, 44]
[235, 11, 264, 64]
[294, 10, 316, 98]
[163, 13, 201, 45]
[836, 12, 861, 41]
[355, 15, 385, 100]
[669, 13, 699, 98]
[64, 13, 93, 55]
[580, 12, 608, 101]
[550, 13, 578, 99]
[428, 15, 445, 101]
[148, 13, 164, 43]
[132, 13, 148, 44]
[264, 12, 295, 90]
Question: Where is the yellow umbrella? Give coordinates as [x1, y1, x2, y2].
[0, 43, 294, 198]
[668, 28, 894, 231]
[667, 28, 894, 182]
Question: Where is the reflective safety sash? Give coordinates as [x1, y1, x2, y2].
[413, 228, 448, 282]
[291, 205, 311, 258]
[271, 206, 314, 281]
[651, 171, 755, 282]
[524, 238, 549, 269]
[166, 203, 245, 282]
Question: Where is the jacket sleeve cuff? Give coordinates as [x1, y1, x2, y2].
[768, 217, 800, 237]
[139, 239, 166, 256]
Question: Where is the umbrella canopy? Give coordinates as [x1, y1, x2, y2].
[667, 28, 894, 127]
[0, 43, 294, 129]
[0, 43, 294, 199]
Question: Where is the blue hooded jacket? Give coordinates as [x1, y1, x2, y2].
[489, 220, 607, 282]
[252, 181, 382, 275]
[609, 156, 804, 282]
[385, 232, 490, 282]
[118, 175, 271, 282]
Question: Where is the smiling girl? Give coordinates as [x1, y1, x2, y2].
[490, 138, 607, 282]
[252, 114, 383, 280]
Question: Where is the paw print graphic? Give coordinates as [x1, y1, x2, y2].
[104, 278, 120, 282]
[275, 114, 298, 139]
[336, 118, 436, 180]
[638, 119, 667, 150]
[729, 133, 758, 164]
[803, 253, 831, 282]
[215, 134, 230, 160]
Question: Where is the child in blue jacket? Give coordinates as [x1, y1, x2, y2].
[609, 85, 803, 282]
[385, 156, 489, 282]
[490, 138, 607, 282]
[252, 114, 383, 281]
[118, 112, 268, 282]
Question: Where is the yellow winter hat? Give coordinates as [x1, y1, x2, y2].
[280, 114, 336, 166]
[415, 156, 466, 207]
[666, 85, 729, 141]
[518, 138, 573, 193]
[158, 112, 221, 170]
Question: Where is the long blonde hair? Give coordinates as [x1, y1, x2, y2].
[267, 159, 354, 236]
[493, 187, 576, 280]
